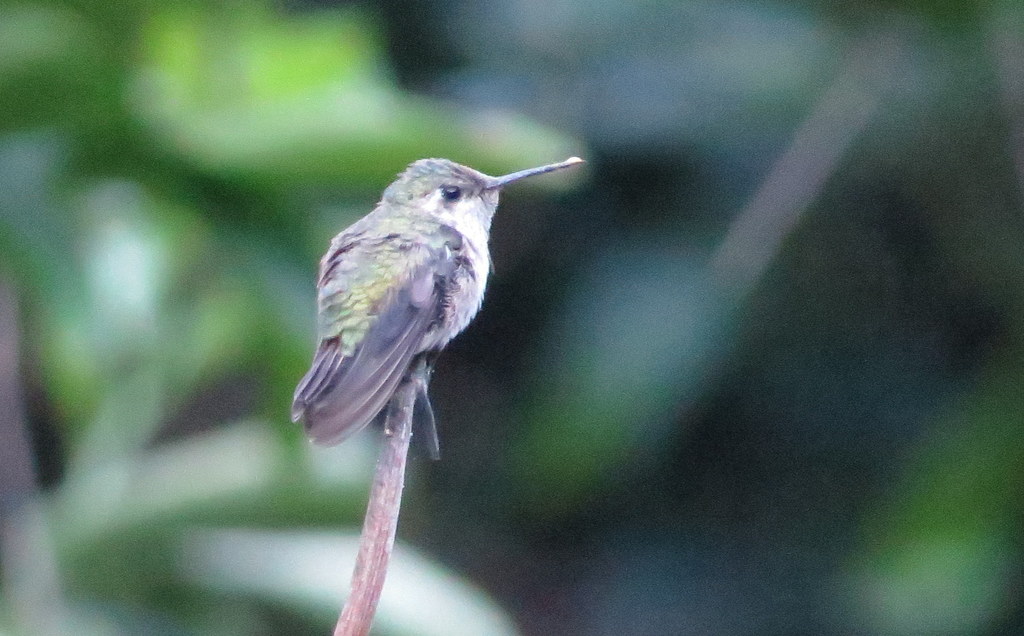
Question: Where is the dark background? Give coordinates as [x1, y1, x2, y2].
[2, 0, 1024, 634]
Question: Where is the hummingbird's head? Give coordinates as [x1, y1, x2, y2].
[383, 157, 584, 225]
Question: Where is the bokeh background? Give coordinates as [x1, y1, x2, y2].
[3, 0, 1024, 634]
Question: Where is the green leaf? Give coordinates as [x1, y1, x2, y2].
[133, 5, 583, 187]
[849, 362, 1024, 634]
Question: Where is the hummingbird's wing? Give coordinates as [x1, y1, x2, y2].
[291, 237, 453, 447]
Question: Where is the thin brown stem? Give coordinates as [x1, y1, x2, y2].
[334, 372, 418, 636]
[709, 31, 902, 297]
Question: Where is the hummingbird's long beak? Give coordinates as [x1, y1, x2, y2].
[485, 156, 584, 190]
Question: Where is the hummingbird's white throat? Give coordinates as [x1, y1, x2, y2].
[427, 189, 492, 347]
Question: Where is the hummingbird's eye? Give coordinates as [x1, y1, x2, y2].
[440, 185, 462, 202]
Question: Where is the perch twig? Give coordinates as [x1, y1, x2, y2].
[334, 373, 418, 636]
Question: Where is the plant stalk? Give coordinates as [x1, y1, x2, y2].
[334, 373, 418, 636]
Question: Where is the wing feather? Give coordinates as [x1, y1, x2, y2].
[303, 298, 426, 445]
[290, 341, 345, 421]
[291, 244, 452, 446]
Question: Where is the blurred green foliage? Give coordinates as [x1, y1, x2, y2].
[3, 0, 1024, 634]
[0, 1, 574, 634]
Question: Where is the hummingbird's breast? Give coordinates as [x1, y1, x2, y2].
[427, 209, 490, 350]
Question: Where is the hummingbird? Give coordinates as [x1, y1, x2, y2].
[292, 156, 584, 458]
